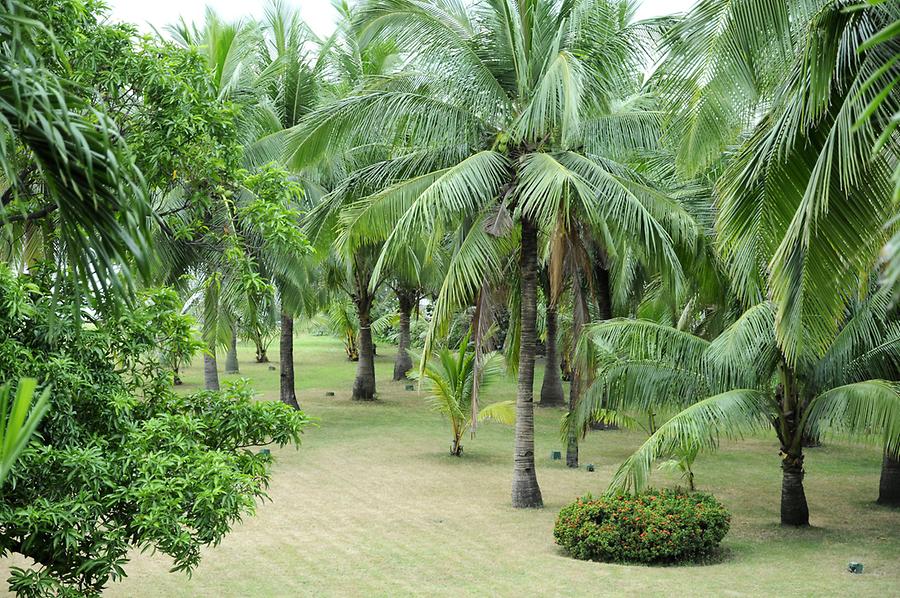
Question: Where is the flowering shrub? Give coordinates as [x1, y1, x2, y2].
[553, 489, 730, 564]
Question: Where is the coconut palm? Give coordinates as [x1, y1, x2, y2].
[654, 0, 900, 511]
[285, 0, 692, 507]
[575, 285, 900, 526]
[414, 340, 514, 456]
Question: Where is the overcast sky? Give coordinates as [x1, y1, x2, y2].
[107, 0, 698, 37]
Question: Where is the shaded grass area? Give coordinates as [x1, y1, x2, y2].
[8, 334, 898, 596]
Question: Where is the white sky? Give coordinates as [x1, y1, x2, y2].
[107, 0, 698, 37]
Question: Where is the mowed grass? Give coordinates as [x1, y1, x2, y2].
[10, 334, 899, 596]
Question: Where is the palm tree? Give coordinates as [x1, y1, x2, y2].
[392, 285, 419, 380]
[655, 0, 900, 510]
[575, 286, 900, 526]
[285, 0, 689, 508]
[414, 341, 514, 455]
[253, 2, 325, 408]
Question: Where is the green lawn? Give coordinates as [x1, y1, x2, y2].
[13, 334, 900, 596]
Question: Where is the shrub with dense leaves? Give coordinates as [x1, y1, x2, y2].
[554, 489, 730, 564]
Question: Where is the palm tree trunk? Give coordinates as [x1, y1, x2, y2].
[254, 335, 269, 363]
[203, 345, 220, 391]
[566, 274, 587, 469]
[280, 312, 299, 409]
[594, 256, 612, 320]
[540, 302, 565, 407]
[591, 258, 617, 430]
[877, 451, 900, 506]
[512, 217, 543, 508]
[352, 298, 376, 400]
[393, 289, 415, 380]
[225, 326, 239, 374]
[781, 453, 809, 526]
[451, 433, 463, 456]
[566, 374, 579, 468]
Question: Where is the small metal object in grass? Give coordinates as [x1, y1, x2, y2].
[325, 391, 335, 397]
[258, 448, 271, 456]
[551, 451, 562, 460]
[405, 384, 415, 391]
[848, 562, 863, 574]
[586, 464, 595, 472]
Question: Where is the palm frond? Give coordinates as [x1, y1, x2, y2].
[608, 389, 773, 492]
[804, 379, 900, 455]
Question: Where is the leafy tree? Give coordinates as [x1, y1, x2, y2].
[0, 267, 308, 595]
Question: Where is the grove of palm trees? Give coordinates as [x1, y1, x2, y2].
[0, 0, 897, 595]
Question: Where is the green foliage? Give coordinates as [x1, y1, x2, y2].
[574, 287, 900, 496]
[0, 267, 309, 596]
[412, 340, 513, 455]
[553, 490, 730, 564]
[0, 0, 150, 300]
[0, 378, 49, 487]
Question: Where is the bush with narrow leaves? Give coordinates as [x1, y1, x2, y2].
[554, 489, 730, 564]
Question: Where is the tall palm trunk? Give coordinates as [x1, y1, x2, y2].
[594, 255, 612, 320]
[393, 289, 415, 380]
[512, 217, 543, 508]
[280, 312, 299, 409]
[590, 257, 618, 430]
[353, 295, 376, 400]
[540, 301, 565, 407]
[203, 345, 220, 391]
[566, 273, 588, 468]
[203, 278, 220, 391]
[225, 325, 239, 374]
[878, 451, 900, 506]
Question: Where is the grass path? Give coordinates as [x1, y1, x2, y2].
[10, 334, 898, 596]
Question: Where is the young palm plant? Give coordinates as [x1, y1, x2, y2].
[413, 341, 514, 456]
[574, 288, 900, 526]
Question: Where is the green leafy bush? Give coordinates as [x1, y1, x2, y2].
[554, 489, 730, 564]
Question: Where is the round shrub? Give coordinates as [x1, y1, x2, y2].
[554, 489, 730, 564]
